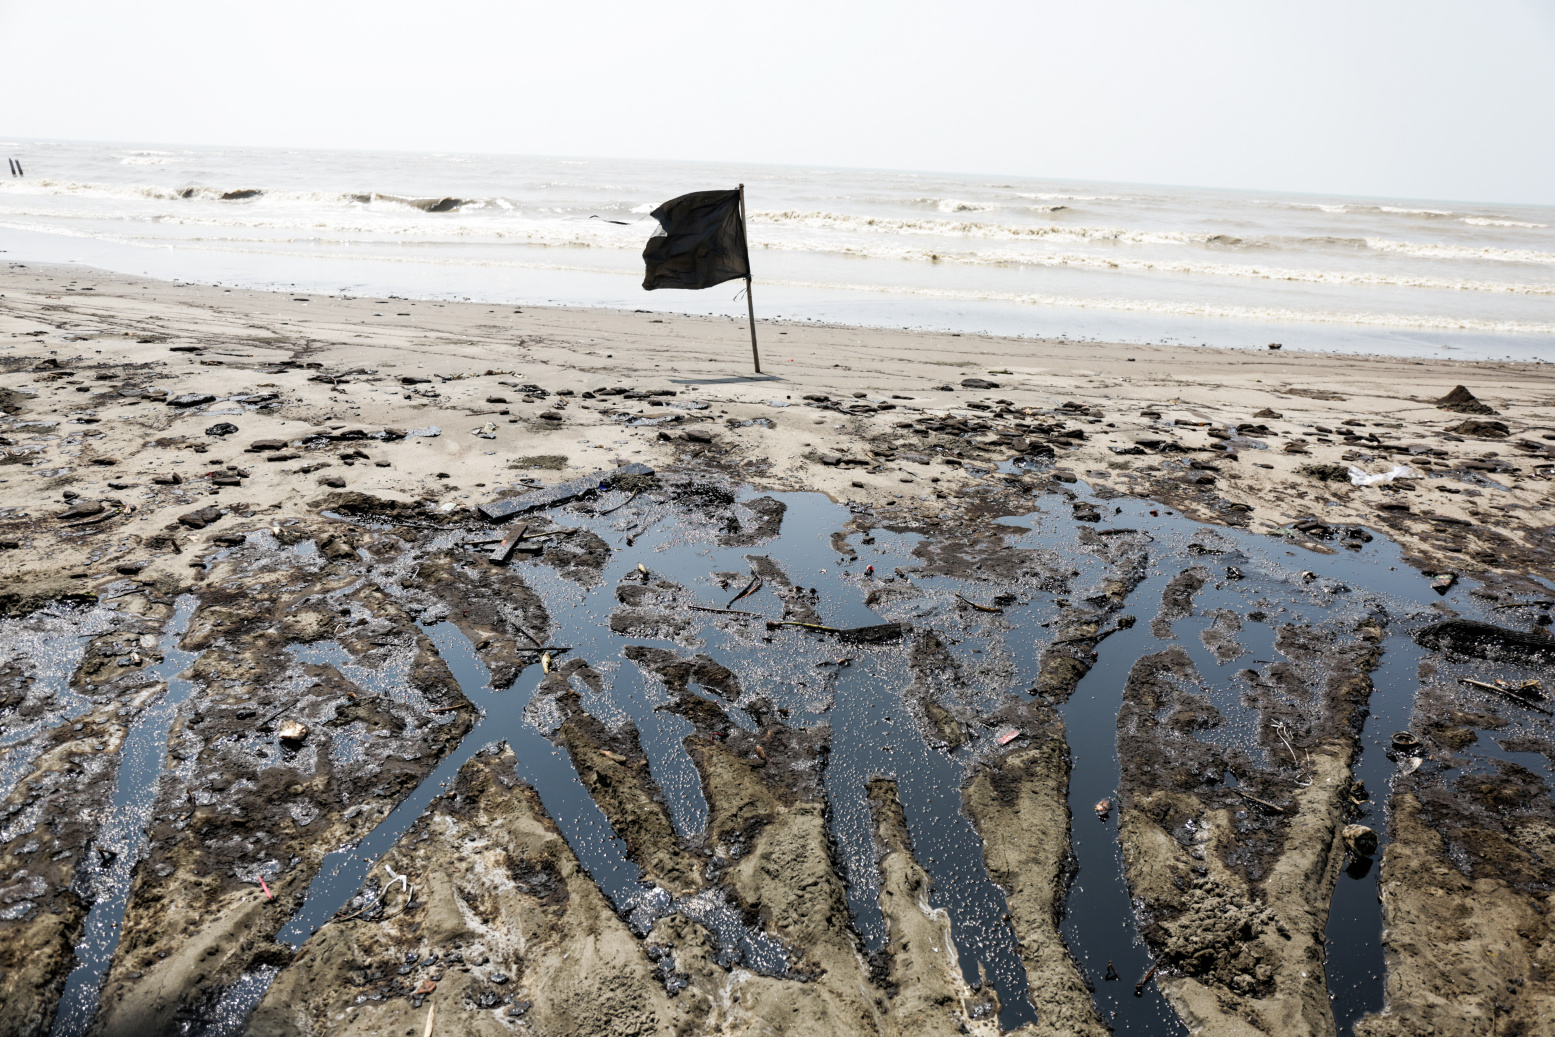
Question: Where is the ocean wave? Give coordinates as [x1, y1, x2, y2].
[11, 206, 1549, 296]
[1377, 205, 1454, 217]
[920, 198, 997, 213]
[750, 209, 1206, 246]
[748, 236, 1555, 294]
[1364, 238, 1555, 264]
[1014, 192, 1127, 202]
[0, 178, 492, 213]
[763, 277, 1555, 334]
[9, 217, 1549, 335]
[1461, 216, 1549, 229]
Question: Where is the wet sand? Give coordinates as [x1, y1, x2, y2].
[1, 261, 1552, 587]
[3, 262, 1554, 1037]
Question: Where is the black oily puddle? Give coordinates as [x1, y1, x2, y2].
[126, 475, 1544, 1035]
[0, 604, 119, 804]
[994, 477, 1548, 1036]
[48, 596, 202, 1037]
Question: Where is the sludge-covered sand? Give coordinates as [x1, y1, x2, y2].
[1, 263, 1554, 1037]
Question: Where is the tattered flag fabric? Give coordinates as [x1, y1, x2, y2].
[642, 189, 750, 291]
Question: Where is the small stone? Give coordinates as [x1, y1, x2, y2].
[205, 423, 239, 437]
[320, 476, 346, 489]
[58, 500, 106, 520]
[167, 393, 217, 408]
[277, 720, 308, 744]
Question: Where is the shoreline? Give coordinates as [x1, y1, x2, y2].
[6, 227, 1553, 362]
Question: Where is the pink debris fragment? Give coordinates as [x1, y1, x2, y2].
[995, 726, 1020, 745]
[259, 877, 273, 900]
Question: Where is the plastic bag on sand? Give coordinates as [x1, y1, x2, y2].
[1349, 464, 1418, 486]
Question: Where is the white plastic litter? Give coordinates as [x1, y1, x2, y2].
[1348, 464, 1419, 486]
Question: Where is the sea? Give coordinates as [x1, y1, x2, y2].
[2, 139, 1552, 361]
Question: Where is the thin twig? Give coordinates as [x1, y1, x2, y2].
[690, 605, 761, 617]
[727, 574, 762, 608]
[955, 592, 1003, 614]
[1459, 678, 1554, 715]
[598, 489, 640, 516]
[1231, 788, 1288, 813]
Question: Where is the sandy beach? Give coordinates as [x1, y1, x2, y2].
[3, 261, 1552, 584]
[3, 261, 1555, 1037]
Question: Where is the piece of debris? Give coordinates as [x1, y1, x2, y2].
[1094, 798, 1112, 819]
[1448, 418, 1510, 439]
[1349, 464, 1418, 485]
[956, 592, 1003, 614]
[178, 505, 225, 530]
[1232, 787, 1287, 813]
[1457, 678, 1554, 715]
[1391, 730, 1421, 752]
[58, 499, 105, 520]
[1343, 824, 1379, 857]
[277, 720, 309, 745]
[994, 726, 1021, 745]
[489, 522, 530, 564]
[478, 463, 654, 521]
[765, 620, 910, 643]
[727, 573, 762, 607]
[205, 422, 239, 437]
[1414, 619, 1555, 665]
[1435, 385, 1496, 415]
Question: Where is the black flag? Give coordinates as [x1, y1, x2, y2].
[641, 189, 750, 291]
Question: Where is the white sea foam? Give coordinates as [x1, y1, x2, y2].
[1378, 205, 1454, 217]
[750, 209, 1208, 246]
[1015, 192, 1127, 202]
[20, 220, 1544, 334]
[1364, 238, 1555, 264]
[930, 198, 997, 213]
[1461, 217, 1549, 229]
[763, 277, 1555, 335]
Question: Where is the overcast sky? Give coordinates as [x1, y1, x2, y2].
[2, 0, 1552, 205]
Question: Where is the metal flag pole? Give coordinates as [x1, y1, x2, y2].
[739, 183, 760, 374]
